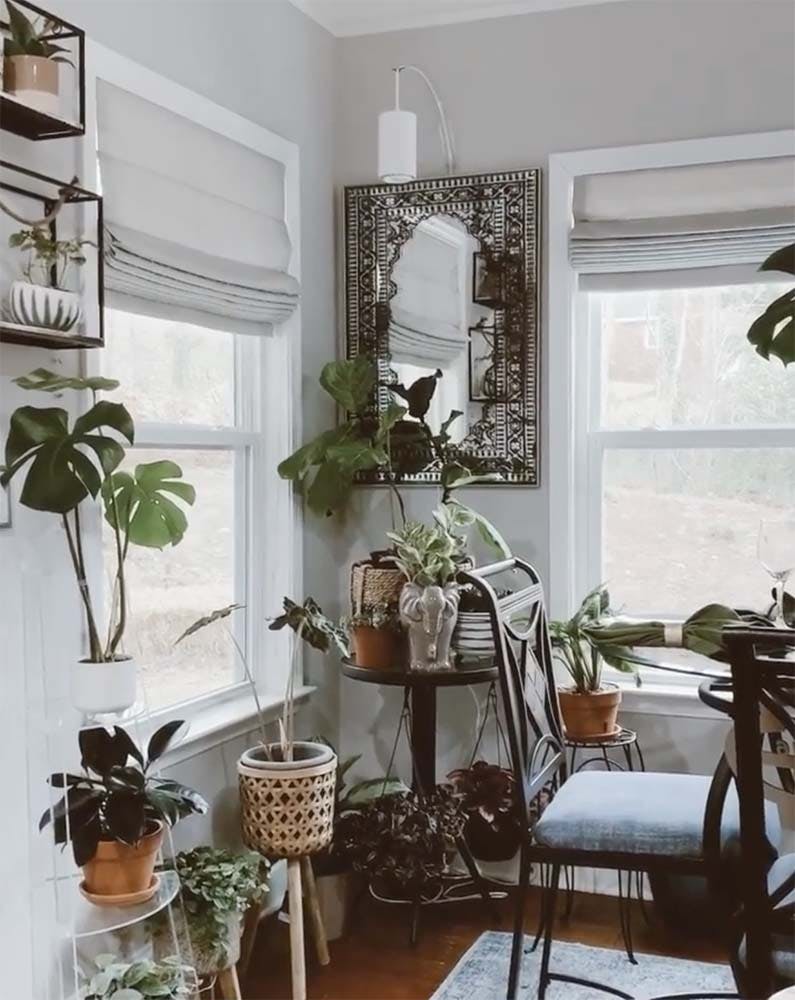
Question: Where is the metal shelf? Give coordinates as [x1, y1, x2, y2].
[0, 92, 84, 141]
[0, 319, 101, 350]
[72, 870, 181, 939]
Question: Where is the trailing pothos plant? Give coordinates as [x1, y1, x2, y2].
[747, 243, 795, 367]
[0, 368, 195, 663]
[40, 721, 207, 865]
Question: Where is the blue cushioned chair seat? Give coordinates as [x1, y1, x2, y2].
[534, 771, 782, 859]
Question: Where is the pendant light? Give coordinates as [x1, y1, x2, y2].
[378, 65, 455, 184]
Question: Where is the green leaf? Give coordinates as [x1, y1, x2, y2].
[103, 460, 195, 549]
[747, 286, 795, 366]
[760, 243, 795, 277]
[1, 405, 130, 513]
[319, 357, 376, 413]
[326, 439, 388, 473]
[6, 2, 37, 48]
[12, 368, 120, 395]
[376, 401, 408, 441]
[277, 425, 352, 485]
[175, 603, 244, 645]
[269, 597, 350, 657]
[306, 459, 354, 516]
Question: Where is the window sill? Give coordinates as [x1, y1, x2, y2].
[153, 684, 316, 767]
[616, 680, 724, 720]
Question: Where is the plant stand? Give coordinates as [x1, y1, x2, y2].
[216, 964, 243, 1000]
[341, 658, 508, 945]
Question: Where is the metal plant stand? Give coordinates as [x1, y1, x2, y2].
[341, 659, 508, 944]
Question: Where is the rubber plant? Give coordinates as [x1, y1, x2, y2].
[0, 368, 195, 664]
[747, 243, 794, 366]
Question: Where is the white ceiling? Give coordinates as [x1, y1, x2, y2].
[288, 0, 636, 37]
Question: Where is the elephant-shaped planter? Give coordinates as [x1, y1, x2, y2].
[399, 582, 460, 672]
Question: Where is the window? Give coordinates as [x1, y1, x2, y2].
[101, 308, 260, 712]
[576, 280, 795, 621]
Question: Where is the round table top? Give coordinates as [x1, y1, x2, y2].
[341, 657, 498, 687]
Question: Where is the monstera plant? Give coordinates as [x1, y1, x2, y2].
[0, 368, 195, 713]
[748, 243, 795, 366]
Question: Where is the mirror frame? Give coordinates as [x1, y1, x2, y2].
[343, 169, 541, 486]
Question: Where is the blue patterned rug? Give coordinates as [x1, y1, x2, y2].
[430, 932, 735, 1000]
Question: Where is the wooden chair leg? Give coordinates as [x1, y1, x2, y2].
[301, 855, 330, 966]
[287, 858, 306, 1000]
[216, 966, 243, 1000]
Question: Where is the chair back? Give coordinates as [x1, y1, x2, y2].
[460, 558, 566, 826]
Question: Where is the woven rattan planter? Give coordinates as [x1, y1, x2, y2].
[238, 742, 337, 859]
[350, 551, 405, 614]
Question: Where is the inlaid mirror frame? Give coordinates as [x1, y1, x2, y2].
[344, 169, 541, 486]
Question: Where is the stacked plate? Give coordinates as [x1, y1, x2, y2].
[452, 611, 496, 660]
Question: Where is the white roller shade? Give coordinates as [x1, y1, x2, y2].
[571, 157, 795, 284]
[97, 81, 299, 335]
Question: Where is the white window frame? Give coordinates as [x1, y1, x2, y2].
[79, 43, 305, 743]
[547, 130, 795, 705]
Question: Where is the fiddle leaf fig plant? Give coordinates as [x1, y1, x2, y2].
[278, 357, 406, 517]
[747, 243, 795, 367]
[0, 369, 195, 662]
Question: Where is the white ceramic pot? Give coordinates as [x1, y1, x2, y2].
[453, 610, 496, 660]
[3, 55, 59, 114]
[8, 280, 81, 331]
[70, 657, 137, 715]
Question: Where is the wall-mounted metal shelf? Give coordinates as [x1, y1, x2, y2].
[0, 0, 85, 140]
[0, 159, 104, 350]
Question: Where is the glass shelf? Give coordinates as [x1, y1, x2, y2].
[72, 869, 180, 939]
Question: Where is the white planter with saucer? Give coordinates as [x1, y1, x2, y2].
[70, 656, 137, 716]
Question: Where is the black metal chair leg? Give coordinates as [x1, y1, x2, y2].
[409, 897, 421, 947]
[529, 863, 548, 953]
[564, 864, 575, 920]
[616, 870, 637, 965]
[538, 863, 561, 1000]
[507, 842, 532, 1000]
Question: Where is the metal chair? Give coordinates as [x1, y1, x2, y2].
[460, 558, 781, 1000]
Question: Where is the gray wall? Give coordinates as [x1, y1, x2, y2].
[330, 0, 795, 778]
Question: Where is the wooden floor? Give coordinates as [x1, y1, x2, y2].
[243, 886, 726, 1000]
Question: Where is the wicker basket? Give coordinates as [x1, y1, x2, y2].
[350, 551, 405, 614]
[238, 743, 337, 860]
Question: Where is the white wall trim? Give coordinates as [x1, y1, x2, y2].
[547, 129, 795, 620]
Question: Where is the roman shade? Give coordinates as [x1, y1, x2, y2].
[97, 81, 299, 336]
[571, 157, 795, 290]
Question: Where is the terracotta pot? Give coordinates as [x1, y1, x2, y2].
[3, 55, 59, 114]
[351, 625, 401, 669]
[82, 821, 163, 900]
[558, 684, 621, 741]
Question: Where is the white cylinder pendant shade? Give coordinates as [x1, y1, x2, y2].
[378, 109, 417, 183]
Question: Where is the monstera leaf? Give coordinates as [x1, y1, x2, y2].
[103, 460, 195, 548]
[12, 367, 120, 396]
[0, 402, 133, 513]
[747, 243, 795, 366]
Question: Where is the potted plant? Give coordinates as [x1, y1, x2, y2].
[344, 605, 403, 670]
[80, 954, 196, 999]
[447, 760, 521, 862]
[336, 787, 465, 903]
[40, 721, 207, 906]
[0, 368, 195, 714]
[451, 584, 515, 661]
[388, 520, 464, 672]
[550, 585, 636, 740]
[152, 847, 269, 976]
[7, 224, 93, 332]
[2, 1, 73, 115]
[747, 243, 794, 367]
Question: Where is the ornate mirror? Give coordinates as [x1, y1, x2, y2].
[344, 169, 541, 485]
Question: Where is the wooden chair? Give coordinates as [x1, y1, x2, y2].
[460, 558, 782, 1000]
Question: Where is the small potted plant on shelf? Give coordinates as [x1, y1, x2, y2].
[80, 954, 197, 999]
[0, 368, 195, 715]
[152, 847, 269, 977]
[336, 787, 465, 903]
[344, 605, 404, 670]
[2, 1, 73, 115]
[41, 721, 207, 906]
[7, 224, 93, 332]
[550, 585, 636, 740]
[388, 519, 465, 672]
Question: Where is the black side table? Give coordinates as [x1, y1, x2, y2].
[341, 658, 505, 942]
